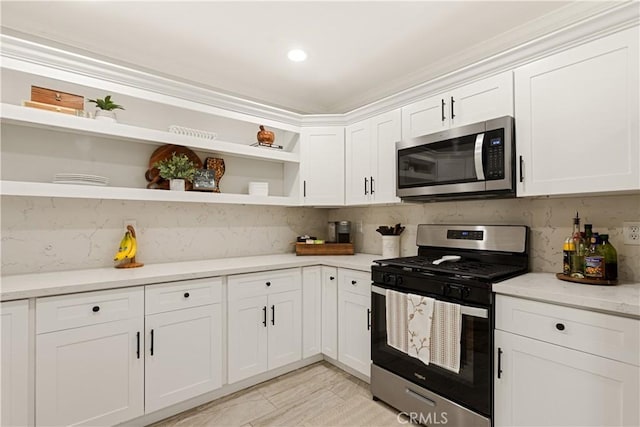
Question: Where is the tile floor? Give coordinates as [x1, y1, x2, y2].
[150, 361, 404, 427]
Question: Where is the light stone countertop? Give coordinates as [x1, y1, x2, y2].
[0, 253, 381, 301]
[3, 255, 639, 318]
[493, 272, 640, 318]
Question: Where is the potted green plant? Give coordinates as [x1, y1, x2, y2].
[153, 153, 197, 191]
[88, 95, 124, 122]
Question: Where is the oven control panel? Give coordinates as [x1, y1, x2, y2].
[447, 229, 484, 240]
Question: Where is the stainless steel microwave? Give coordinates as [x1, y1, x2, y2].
[396, 116, 515, 201]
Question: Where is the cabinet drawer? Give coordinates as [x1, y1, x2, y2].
[36, 287, 143, 334]
[338, 269, 371, 297]
[496, 295, 640, 366]
[145, 277, 222, 314]
[228, 268, 301, 301]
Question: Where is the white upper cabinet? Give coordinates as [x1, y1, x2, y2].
[515, 27, 639, 197]
[346, 110, 401, 205]
[300, 126, 345, 206]
[402, 71, 513, 139]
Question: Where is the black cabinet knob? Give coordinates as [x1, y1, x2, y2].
[351, 280, 357, 285]
[329, 276, 335, 280]
[184, 292, 190, 298]
[266, 281, 271, 287]
[92, 306, 100, 312]
[556, 323, 565, 331]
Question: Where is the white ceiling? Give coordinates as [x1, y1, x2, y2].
[0, 1, 614, 114]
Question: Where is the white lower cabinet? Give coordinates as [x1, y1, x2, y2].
[144, 278, 223, 413]
[227, 268, 302, 383]
[302, 266, 322, 358]
[35, 288, 144, 426]
[1, 300, 30, 427]
[494, 295, 640, 427]
[321, 266, 339, 359]
[338, 269, 371, 378]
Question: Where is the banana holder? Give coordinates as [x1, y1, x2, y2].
[116, 225, 144, 269]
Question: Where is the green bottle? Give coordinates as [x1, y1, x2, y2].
[599, 234, 618, 281]
[584, 233, 604, 279]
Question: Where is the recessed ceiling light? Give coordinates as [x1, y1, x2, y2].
[287, 49, 307, 62]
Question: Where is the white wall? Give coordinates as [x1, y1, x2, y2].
[1, 197, 327, 275]
[329, 194, 640, 282]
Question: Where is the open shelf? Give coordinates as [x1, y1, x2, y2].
[0, 103, 300, 164]
[0, 180, 300, 207]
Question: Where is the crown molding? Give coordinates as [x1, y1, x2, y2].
[1, 2, 638, 129]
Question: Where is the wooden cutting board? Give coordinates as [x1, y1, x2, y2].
[145, 144, 203, 190]
[295, 243, 354, 256]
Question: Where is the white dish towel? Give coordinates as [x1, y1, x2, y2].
[431, 300, 463, 373]
[385, 289, 408, 353]
[407, 293, 435, 365]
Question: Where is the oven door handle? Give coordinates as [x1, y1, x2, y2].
[371, 285, 488, 319]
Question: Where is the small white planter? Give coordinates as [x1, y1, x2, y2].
[94, 110, 117, 122]
[169, 179, 186, 191]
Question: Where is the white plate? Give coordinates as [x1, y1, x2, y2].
[53, 180, 108, 186]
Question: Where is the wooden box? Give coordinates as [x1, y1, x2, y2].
[295, 243, 354, 256]
[31, 86, 84, 110]
[23, 100, 81, 116]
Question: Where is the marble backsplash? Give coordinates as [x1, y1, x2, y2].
[1, 197, 327, 275]
[2, 194, 639, 282]
[328, 194, 640, 283]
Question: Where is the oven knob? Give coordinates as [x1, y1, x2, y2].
[382, 273, 391, 283]
[396, 276, 404, 286]
[442, 284, 450, 296]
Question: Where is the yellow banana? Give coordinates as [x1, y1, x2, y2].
[125, 234, 137, 259]
[114, 231, 132, 261]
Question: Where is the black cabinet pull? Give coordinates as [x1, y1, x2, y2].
[266, 281, 271, 287]
[271, 305, 275, 325]
[441, 99, 446, 122]
[450, 96, 455, 119]
[556, 323, 565, 331]
[136, 331, 140, 359]
[351, 280, 357, 285]
[371, 177, 375, 194]
[364, 177, 368, 195]
[329, 276, 335, 280]
[262, 306, 267, 327]
[367, 308, 371, 331]
[150, 329, 154, 356]
[497, 347, 503, 378]
[92, 306, 100, 313]
[519, 156, 524, 183]
[303, 180, 306, 197]
[183, 292, 190, 298]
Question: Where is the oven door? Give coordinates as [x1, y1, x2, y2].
[371, 284, 493, 418]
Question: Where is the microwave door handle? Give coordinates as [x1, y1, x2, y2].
[474, 133, 485, 181]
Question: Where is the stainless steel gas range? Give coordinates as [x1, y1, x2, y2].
[370, 224, 529, 427]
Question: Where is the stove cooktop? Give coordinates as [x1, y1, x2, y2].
[374, 255, 526, 281]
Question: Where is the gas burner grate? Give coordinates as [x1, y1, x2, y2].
[376, 256, 525, 280]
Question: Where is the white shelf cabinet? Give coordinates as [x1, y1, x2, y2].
[494, 295, 640, 427]
[345, 109, 401, 205]
[300, 126, 345, 206]
[401, 71, 513, 138]
[227, 268, 302, 383]
[515, 27, 639, 197]
[0, 103, 301, 206]
[35, 288, 145, 427]
[144, 278, 223, 413]
[337, 268, 371, 378]
[1, 300, 30, 427]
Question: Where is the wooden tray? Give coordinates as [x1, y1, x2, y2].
[556, 273, 618, 286]
[296, 243, 354, 256]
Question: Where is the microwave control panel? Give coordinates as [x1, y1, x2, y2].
[485, 134, 505, 180]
